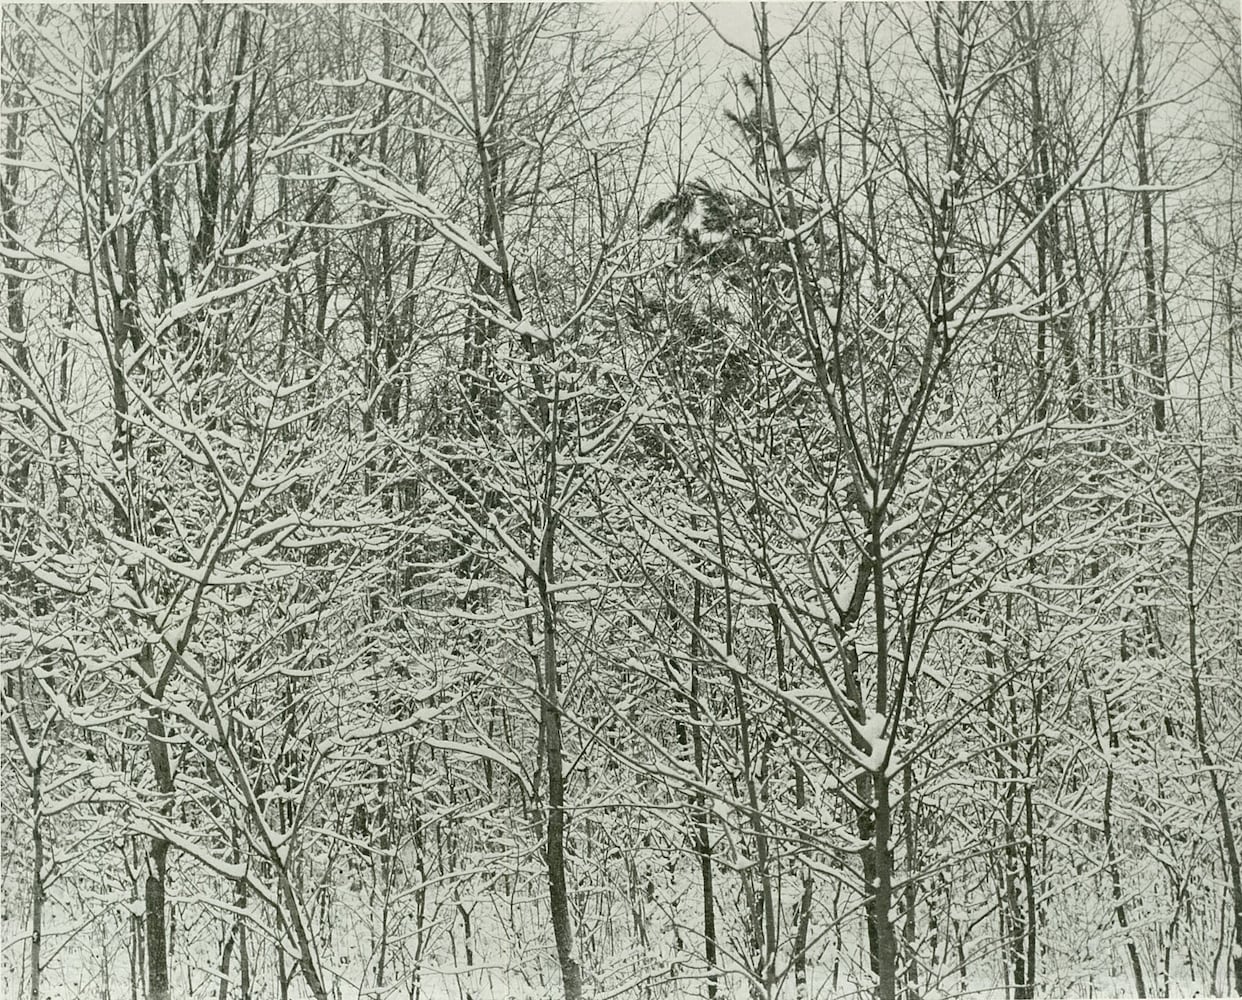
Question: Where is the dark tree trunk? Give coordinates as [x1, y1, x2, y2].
[1131, 0, 1166, 431]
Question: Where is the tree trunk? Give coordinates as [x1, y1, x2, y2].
[540, 570, 582, 1000]
[214, 925, 235, 1000]
[1104, 764, 1146, 997]
[872, 772, 899, 1000]
[770, 604, 812, 999]
[28, 765, 43, 1000]
[693, 578, 718, 997]
[1131, 0, 1167, 431]
[1021, 780, 1038, 1000]
[1023, 1, 1086, 423]
[145, 837, 170, 1000]
[142, 650, 175, 1000]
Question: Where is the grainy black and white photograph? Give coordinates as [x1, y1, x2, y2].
[1, 2, 1239, 998]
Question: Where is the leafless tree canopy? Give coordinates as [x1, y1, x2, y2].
[2, 3, 1240, 999]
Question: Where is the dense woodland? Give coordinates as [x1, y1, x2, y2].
[1, 3, 1240, 999]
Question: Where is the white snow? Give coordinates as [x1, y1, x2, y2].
[858, 711, 889, 772]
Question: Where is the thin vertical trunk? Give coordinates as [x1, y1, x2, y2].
[1023, 2, 1086, 423]
[846, 636, 884, 992]
[28, 763, 43, 1000]
[130, 903, 142, 1000]
[869, 514, 899, 1000]
[231, 827, 251, 1000]
[872, 772, 898, 1000]
[725, 660, 775, 993]
[857, 762, 881, 981]
[460, 7, 507, 436]
[1131, 0, 1166, 430]
[1027, 6, 1050, 426]
[1023, 653, 1043, 998]
[986, 625, 1027, 1000]
[1103, 767, 1147, 997]
[1004, 664, 1039, 1000]
[133, 6, 180, 310]
[275, 871, 329, 1000]
[376, 856, 392, 990]
[770, 604, 812, 999]
[1022, 780, 1038, 1000]
[461, 10, 579, 993]
[693, 574, 718, 997]
[91, 36, 177, 998]
[1225, 280, 1236, 440]
[214, 927, 234, 1000]
[144, 838, 171, 1000]
[704, 459, 775, 998]
[238, 890, 251, 1000]
[140, 646, 175, 1000]
[727, 661, 778, 999]
[897, 664, 939, 1000]
[1094, 668, 1147, 1000]
[901, 750, 918, 1000]
[955, 909, 968, 998]
[1, 67, 33, 517]
[539, 525, 582, 1000]
[456, 901, 475, 999]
